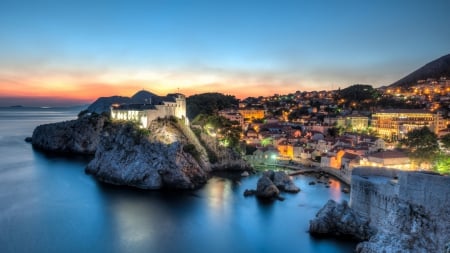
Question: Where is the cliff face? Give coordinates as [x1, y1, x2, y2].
[309, 200, 374, 241]
[350, 168, 450, 253]
[32, 114, 108, 154]
[199, 132, 252, 170]
[31, 113, 251, 190]
[311, 167, 450, 253]
[86, 119, 209, 190]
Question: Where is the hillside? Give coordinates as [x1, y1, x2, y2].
[390, 54, 450, 88]
[86, 90, 161, 114]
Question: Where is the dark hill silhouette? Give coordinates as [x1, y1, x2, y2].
[86, 96, 131, 114]
[131, 90, 162, 104]
[87, 90, 164, 114]
[390, 54, 450, 88]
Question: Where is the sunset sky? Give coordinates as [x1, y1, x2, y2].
[0, 0, 449, 106]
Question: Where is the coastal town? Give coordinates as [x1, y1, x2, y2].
[25, 75, 450, 253]
[99, 75, 450, 186]
[2, 1, 450, 252]
[194, 77, 450, 182]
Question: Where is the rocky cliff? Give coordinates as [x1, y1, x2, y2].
[32, 114, 108, 154]
[310, 167, 450, 253]
[351, 168, 450, 253]
[309, 200, 374, 241]
[85, 118, 210, 190]
[31, 112, 251, 190]
[198, 132, 252, 171]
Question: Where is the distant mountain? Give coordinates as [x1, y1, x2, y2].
[131, 90, 162, 104]
[86, 90, 170, 114]
[390, 54, 450, 88]
[86, 96, 131, 114]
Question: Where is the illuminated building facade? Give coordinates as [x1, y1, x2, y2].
[218, 109, 244, 126]
[345, 115, 369, 131]
[371, 109, 444, 141]
[111, 93, 187, 128]
[238, 108, 265, 122]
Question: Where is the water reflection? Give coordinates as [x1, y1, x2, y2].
[205, 178, 233, 225]
[329, 179, 342, 200]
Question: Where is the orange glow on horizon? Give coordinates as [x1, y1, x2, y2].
[0, 67, 327, 105]
[0, 78, 300, 103]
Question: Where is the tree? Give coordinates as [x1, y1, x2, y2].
[191, 114, 241, 150]
[186, 93, 238, 120]
[337, 84, 379, 110]
[401, 127, 439, 168]
[440, 133, 450, 150]
[433, 153, 450, 175]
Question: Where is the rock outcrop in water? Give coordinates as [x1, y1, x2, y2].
[268, 170, 301, 193]
[32, 114, 108, 154]
[244, 170, 300, 200]
[255, 175, 280, 199]
[309, 200, 374, 241]
[86, 118, 210, 189]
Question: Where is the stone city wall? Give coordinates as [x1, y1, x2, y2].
[350, 166, 450, 230]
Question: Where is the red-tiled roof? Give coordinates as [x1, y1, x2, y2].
[369, 150, 408, 159]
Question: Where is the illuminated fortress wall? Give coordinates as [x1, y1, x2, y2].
[111, 93, 187, 128]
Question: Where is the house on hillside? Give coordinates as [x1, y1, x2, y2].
[359, 150, 411, 170]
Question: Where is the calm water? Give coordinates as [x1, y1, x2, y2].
[0, 107, 356, 253]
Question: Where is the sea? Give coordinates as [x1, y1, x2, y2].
[0, 107, 356, 253]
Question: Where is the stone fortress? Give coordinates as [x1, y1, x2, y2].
[110, 90, 188, 128]
[350, 167, 450, 252]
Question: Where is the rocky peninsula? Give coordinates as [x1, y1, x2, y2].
[310, 167, 450, 253]
[85, 117, 210, 189]
[31, 113, 108, 155]
[30, 111, 251, 190]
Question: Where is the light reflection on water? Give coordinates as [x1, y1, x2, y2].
[205, 177, 233, 225]
[329, 179, 342, 200]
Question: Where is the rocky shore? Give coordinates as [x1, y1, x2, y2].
[31, 114, 108, 154]
[30, 114, 251, 190]
[309, 168, 450, 253]
[309, 200, 374, 241]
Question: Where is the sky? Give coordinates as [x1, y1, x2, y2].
[0, 0, 449, 106]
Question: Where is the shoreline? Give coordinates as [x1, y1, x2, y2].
[250, 162, 351, 187]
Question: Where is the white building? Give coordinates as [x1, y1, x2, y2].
[111, 91, 187, 128]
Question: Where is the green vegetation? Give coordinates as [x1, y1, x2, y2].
[337, 84, 380, 110]
[192, 114, 241, 150]
[137, 128, 151, 137]
[433, 153, 450, 175]
[440, 133, 450, 150]
[186, 93, 238, 120]
[191, 127, 218, 163]
[401, 127, 439, 168]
